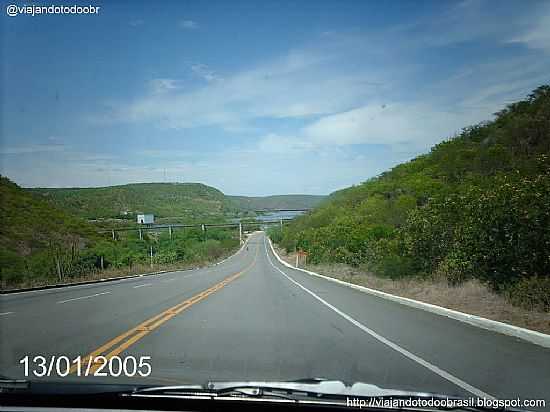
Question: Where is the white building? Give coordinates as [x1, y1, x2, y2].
[137, 214, 154, 224]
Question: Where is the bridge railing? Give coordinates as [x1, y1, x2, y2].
[99, 219, 293, 242]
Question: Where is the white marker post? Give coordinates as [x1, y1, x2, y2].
[239, 223, 243, 244]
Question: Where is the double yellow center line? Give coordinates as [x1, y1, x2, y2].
[70, 243, 258, 375]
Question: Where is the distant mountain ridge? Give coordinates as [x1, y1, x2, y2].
[28, 183, 326, 221]
[30, 183, 232, 221]
[228, 194, 326, 211]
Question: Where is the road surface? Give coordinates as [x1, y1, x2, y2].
[1, 232, 549, 406]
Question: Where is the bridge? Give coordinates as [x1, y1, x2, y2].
[99, 219, 294, 244]
[254, 208, 311, 213]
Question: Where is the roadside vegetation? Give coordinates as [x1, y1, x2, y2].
[1, 177, 240, 290]
[271, 85, 550, 313]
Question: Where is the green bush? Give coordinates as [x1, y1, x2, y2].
[506, 277, 550, 312]
[433, 251, 474, 286]
[375, 253, 416, 279]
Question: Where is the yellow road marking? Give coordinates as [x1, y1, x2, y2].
[70, 244, 258, 375]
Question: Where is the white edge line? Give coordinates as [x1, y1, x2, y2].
[0, 312, 14, 316]
[214, 232, 254, 266]
[56, 291, 111, 304]
[266, 236, 550, 349]
[133, 283, 152, 289]
[262, 236, 493, 399]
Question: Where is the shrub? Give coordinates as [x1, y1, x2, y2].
[434, 251, 474, 286]
[506, 276, 550, 312]
[375, 253, 416, 279]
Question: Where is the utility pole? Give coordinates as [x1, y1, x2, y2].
[169, 225, 173, 240]
[239, 222, 243, 244]
[150, 245, 153, 268]
[139, 229, 143, 241]
[112, 230, 116, 241]
[280, 218, 283, 231]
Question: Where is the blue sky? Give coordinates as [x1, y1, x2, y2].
[1, 0, 549, 195]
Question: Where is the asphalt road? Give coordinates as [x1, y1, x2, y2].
[1, 232, 549, 407]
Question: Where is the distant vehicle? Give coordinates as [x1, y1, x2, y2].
[137, 214, 154, 224]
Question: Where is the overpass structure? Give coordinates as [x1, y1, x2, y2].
[254, 208, 311, 213]
[100, 219, 294, 244]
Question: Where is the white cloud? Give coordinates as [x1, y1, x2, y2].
[257, 133, 314, 154]
[0, 143, 364, 195]
[179, 20, 199, 30]
[105, 24, 549, 155]
[129, 19, 144, 27]
[149, 78, 181, 94]
[0, 140, 65, 155]
[307, 103, 487, 149]
[508, 6, 550, 53]
[254, 102, 487, 157]
[115, 48, 384, 130]
[190, 64, 220, 82]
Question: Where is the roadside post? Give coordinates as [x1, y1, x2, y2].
[296, 249, 308, 268]
[239, 222, 243, 244]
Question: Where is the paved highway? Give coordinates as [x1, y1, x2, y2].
[1, 232, 549, 406]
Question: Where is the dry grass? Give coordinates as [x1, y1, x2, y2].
[274, 246, 550, 335]
[1, 248, 239, 292]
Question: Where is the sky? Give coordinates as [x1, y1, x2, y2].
[1, 0, 550, 196]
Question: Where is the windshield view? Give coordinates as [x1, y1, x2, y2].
[1, 1, 549, 411]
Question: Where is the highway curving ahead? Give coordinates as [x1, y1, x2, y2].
[1, 232, 549, 406]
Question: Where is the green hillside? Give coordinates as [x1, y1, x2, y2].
[29, 183, 325, 222]
[30, 182, 236, 221]
[0, 176, 98, 286]
[274, 85, 550, 311]
[228, 194, 326, 211]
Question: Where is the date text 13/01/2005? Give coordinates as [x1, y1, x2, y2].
[19, 355, 152, 378]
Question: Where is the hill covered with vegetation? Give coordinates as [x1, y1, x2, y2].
[228, 194, 326, 211]
[28, 183, 326, 223]
[1, 178, 240, 289]
[272, 85, 550, 311]
[30, 182, 236, 222]
[1, 176, 99, 286]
